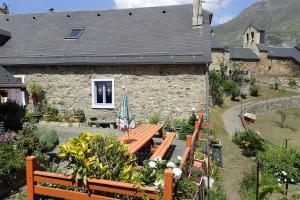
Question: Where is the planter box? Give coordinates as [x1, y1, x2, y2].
[39, 121, 84, 127]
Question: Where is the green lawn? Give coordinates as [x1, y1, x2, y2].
[249, 108, 300, 149]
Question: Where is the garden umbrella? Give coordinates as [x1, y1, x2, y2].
[117, 86, 135, 136]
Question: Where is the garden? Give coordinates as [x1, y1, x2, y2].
[1, 87, 227, 200]
[0, 101, 59, 198]
[233, 129, 300, 199]
[12, 112, 226, 200]
[248, 108, 300, 149]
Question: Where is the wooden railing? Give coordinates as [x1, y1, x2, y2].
[26, 113, 204, 200]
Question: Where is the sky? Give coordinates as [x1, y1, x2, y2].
[3, 0, 257, 25]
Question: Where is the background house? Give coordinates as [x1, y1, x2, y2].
[211, 22, 300, 78]
[0, 1, 212, 122]
[0, 66, 24, 104]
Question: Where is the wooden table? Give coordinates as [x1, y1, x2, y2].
[119, 124, 163, 155]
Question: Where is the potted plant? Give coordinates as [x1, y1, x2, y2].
[72, 109, 85, 123]
[42, 104, 59, 122]
[27, 82, 44, 123]
[27, 82, 44, 103]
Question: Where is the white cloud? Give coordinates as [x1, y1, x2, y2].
[114, 0, 191, 9]
[114, 0, 233, 11]
[215, 15, 234, 24]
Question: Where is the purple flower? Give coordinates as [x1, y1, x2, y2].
[0, 132, 15, 142]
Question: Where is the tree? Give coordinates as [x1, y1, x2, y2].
[277, 110, 287, 128]
[223, 80, 240, 101]
[209, 71, 224, 106]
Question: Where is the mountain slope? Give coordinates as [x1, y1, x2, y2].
[214, 0, 300, 47]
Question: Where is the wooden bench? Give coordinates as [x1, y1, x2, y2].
[0, 121, 5, 135]
[150, 132, 176, 160]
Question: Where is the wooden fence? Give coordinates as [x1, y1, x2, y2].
[26, 114, 203, 200]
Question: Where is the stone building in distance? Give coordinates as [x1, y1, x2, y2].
[0, 0, 212, 122]
[212, 22, 300, 77]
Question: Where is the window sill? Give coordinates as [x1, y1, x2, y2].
[92, 104, 114, 109]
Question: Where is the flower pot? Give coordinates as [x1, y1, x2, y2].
[29, 92, 38, 102]
[30, 113, 41, 124]
[73, 116, 82, 123]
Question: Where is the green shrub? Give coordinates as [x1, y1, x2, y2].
[174, 177, 198, 199]
[34, 128, 59, 152]
[275, 82, 279, 90]
[209, 71, 224, 106]
[148, 113, 160, 124]
[0, 101, 26, 131]
[173, 119, 194, 140]
[59, 132, 137, 185]
[223, 80, 240, 100]
[288, 79, 297, 87]
[250, 84, 260, 97]
[0, 142, 25, 184]
[257, 146, 300, 184]
[43, 104, 59, 116]
[233, 130, 265, 157]
[27, 82, 44, 98]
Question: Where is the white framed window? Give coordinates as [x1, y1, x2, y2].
[91, 79, 114, 109]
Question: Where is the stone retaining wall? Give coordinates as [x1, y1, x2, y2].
[242, 95, 300, 116]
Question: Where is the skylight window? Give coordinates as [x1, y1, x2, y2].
[65, 28, 84, 39]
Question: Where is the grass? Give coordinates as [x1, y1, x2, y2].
[223, 86, 299, 109]
[249, 108, 300, 149]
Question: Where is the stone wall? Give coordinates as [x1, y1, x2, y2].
[210, 51, 229, 71]
[242, 95, 300, 115]
[4, 64, 207, 122]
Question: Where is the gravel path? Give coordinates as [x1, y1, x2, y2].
[222, 104, 245, 136]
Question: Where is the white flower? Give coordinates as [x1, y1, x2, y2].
[192, 107, 196, 111]
[277, 178, 281, 182]
[154, 179, 164, 189]
[167, 161, 176, 168]
[284, 179, 287, 182]
[282, 171, 287, 176]
[173, 168, 182, 179]
[291, 178, 295, 183]
[177, 156, 182, 161]
[154, 156, 162, 162]
[148, 161, 157, 168]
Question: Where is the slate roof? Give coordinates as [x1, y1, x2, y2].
[211, 36, 225, 51]
[230, 48, 259, 61]
[0, 4, 212, 65]
[268, 47, 300, 64]
[243, 22, 265, 35]
[256, 44, 268, 52]
[0, 66, 23, 88]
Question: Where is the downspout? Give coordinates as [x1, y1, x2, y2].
[205, 63, 210, 123]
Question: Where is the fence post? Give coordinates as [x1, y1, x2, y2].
[194, 121, 200, 135]
[186, 135, 192, 149]
[164, 169, 173, 200]
[26, 156, 37, 200]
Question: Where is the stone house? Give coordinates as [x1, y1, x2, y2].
[212, 22, 300, 78]
[0, 1, 212, 122]
[0, 66, 24, 104]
